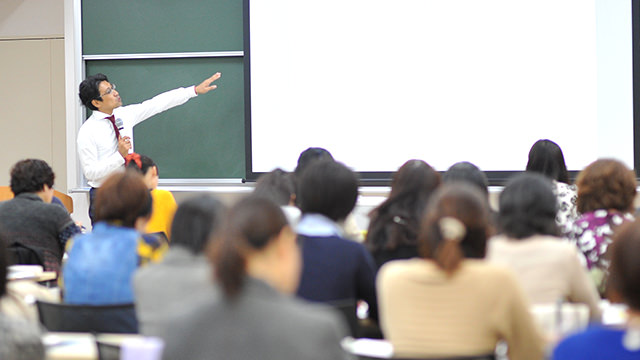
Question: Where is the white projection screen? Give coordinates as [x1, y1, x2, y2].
[245, 0, 638, 182]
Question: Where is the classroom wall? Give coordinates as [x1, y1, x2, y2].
[0, 0, 67, 193]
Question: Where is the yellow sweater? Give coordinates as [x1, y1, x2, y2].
[377, 258, 545, 360]
[145, 189, 177, 238]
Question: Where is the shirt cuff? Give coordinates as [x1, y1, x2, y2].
[191, 85, 198, 96]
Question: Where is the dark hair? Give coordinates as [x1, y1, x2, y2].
[125, 153, 156, 176]
[210, 196, 288, 297]
[498, 173, 559, 239]
[10, 159, 55, 196]
[297, 160, 358, 222]
[79, 73, 108, 111]
[253, 168, 295, 206]
[0, 235, 7, 297]
[526, 139, 570, 184]
[608, 220, 640, 311]
[419, 184, 491, 275]
[366, 160, 441, 252]
[171, 196, 225, 254]
[442, 161, 489, 196]
[94, 171, 152, 228]
[294, 147, 334, 177]
[576, 159, 637, 214]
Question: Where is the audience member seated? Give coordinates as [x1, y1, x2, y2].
[442, 161, 497, 226]
[253, 168, 300, 226]
[564, 158, 636, 294]
[0, 159, 80, 273]
[366, 159, 441, 270]
[161, 196, 352, 360]
[295, 160, 378, 322]
[487, 173, 601, 321]
[553, 219, 640, 359]
[0, 239, 45, 360]
[134, 195, 225, 336]
[125, 153, 177, 239]
[377, 184, 545, 359]
[62, 171, 166, 305]
[526, 139, 578, 228]
[294, 147, 363, 241]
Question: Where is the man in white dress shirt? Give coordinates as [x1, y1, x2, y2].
[77, 72, 221, 224]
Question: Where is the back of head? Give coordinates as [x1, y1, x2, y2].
[297, 160, 358, 222]
[498, 173, 558, 239]
[79, 73, 108, 111]
[442, 161, 489, 197]
[294, 147, 334, 177]
[608, 220, 640, 311]
[419, 184, 491, 275]
[210, 196, 289, 297]
[94, 171, 152, 228]
[253, 168, 295, 206]
[171, 195, 225, 254]
[366, 160, 441, 251]
[390, 160, 441, 199]
[525, 139, 570, 184]
[125, 153, 156, 176]
[576, 158, 637, 214]
[10, 159, 55, 196]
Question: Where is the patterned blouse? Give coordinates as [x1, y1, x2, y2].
[564, 209, 634, 271]
[553, 181, 578, 228]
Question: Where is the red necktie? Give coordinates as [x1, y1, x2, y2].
[106, 115, 121, 140]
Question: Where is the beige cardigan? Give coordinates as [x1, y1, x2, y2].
[486, 234, 601, 321]
[377, 258, 545, 360]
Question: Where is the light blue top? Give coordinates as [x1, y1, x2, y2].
[296, 214, 344, 237]
[63, 222, 139, 305]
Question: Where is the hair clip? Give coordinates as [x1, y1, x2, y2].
[393, 216, 407, 225]
[439, 217, 466, 242]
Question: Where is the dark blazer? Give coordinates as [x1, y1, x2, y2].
[161, 277, 353, 360]
[296, 234, 378, 321]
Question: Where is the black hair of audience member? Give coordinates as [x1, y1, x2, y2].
[171, 195, 225, 254]
[607, 219, 640, 310]
[78, 73, 108, 111]
[294, 147, 334, 177]
[576, 158, 637, 214]
[10, 159, 55, 196]
[125, 153, 156, 176]
[526, 139, 570, 184]
[297, 160, 358, 222]
[0, 236, 6, 298]
[419, 184, 491, 275]
[210, 196, 290, 297]
[253, 168, 295, 206]
[94, 171, 152, 228]
[498, 173, 559, 239]
[367, 160, 441, 252]
[442, 161, 489, 197]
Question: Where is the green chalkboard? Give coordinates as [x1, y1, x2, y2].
[82, 0, 245, 179]
[85, 57, 245, 178]
[82, 0, 243, 55]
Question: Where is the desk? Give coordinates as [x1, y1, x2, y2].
[44, 333, 146, 360]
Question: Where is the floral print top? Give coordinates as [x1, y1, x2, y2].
[564, 209, 634, 271]
[553, 181, 578, 228]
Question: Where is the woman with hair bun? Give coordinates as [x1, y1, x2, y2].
[377, 184, 544, 359]
[161, 196, 352, 360]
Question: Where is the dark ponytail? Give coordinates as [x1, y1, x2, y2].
[419, 184, 491, 276]
[209, 196, 288, 298]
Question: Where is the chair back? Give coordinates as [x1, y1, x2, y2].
[36, 300, 139, 333]
[328, 298, 359, 337]
[7, 243, 44, 267]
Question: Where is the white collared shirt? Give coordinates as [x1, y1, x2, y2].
[77, 86, 197, 188]
[296, 213, 344, 237]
